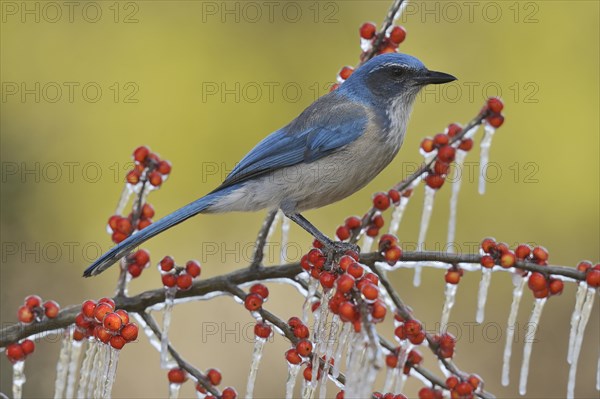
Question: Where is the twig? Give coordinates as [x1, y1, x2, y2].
[250, 209, 278, 270]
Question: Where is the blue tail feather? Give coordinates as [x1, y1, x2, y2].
[83, 190, 225, 277]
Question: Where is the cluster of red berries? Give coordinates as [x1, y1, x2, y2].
[431, 333, 456, 359]
[5, 339, 35, 363]
[393, 314, 426, 346]
[577, 261, 600, 287]
[284, 317, 313, 366]
[126, 145, 172, 187]
[359, 22, 407, 54]
[107, 202, 155, 243]
[372, 392, 408, 399]
[484, 97, 505, 128]
[73, 298, 139, 350]
[402, 349, 424, 375]
[17, 294, 60, 324]
[124, 249, 151, 278]
[379, 234, 403, 265]
[159, 256, 201, 290]
[192, 368, 237, 399]
[243, 283, 269, 312]
[417, 387, 444, 399]
[445, 374, 482, 399]
[420, 123, 472, 190]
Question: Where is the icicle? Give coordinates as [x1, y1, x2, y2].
[66, 340, 84, 399]
[382, 363, 397, 393]
[567, 287, 596, 399]
[332, 323, 352, 378]
[12, 360, 25, 399]
[389, 196, 409, 236]
[245, 337, 267, 399]
[302, 279, 318, 324]
[161, 287, 177, 369]
[102, 347, 120, 398]
[476, 268, 493, 323]
[478, 123, 496, 195]
[502, 276, 527, 386]
[446, 149, 468, 252]
[114, 184, 133, 216]
[286, 364, 301, 399]
[132, 312, 161, 351]
[361, 235, 374, 253]
[568, 283, 588, 364]
[596, 349, 600, 391]
[394, 342, 413, 393]
[168, 383, 181, 399]
[414, 186, 437, 286]
[280, 216, 291, 264]
[93, 344, 111, 399]
[318, 315, 340, 399]
[77, 340, 97, 398]
[440, 283, 458, 333]
[519, 297, 547, 395]
[54, 331, 73, 399]
[344, 332, 368, 397]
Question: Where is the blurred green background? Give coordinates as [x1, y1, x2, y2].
[1, 0, 598, 398]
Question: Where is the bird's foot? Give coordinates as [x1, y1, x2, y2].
[322, 240, 360, 258]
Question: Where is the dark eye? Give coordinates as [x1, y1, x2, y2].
[391, 66, 406, 78]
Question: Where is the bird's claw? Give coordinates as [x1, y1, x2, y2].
[323, 241, 360, 257]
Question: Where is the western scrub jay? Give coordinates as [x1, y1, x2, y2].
[84, 53, 455, 277]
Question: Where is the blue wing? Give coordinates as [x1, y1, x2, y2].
[216, 95, 369, 190]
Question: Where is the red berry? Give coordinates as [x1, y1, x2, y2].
[121, 323, 139, 342]
[388, 26, 406, 44]
[249, 283, 269, 300]
[347, 263, 364, 279]
[360, 22, 377, 40]
[112, 231, 127, 243]
[486, 114, 504, 128]
[445, 269, 461, 284]
[408, 331, 426, 345]
[433, 133, 449, 147]
[373, 192, 390, 210]
[206, 368, 222, 386]
[336, 225, 351, 241]
[336, 391, 345, 399]
[285, 348, 302, 364]
[361, 283, 379, 300]
[141, 203, 155, 219]
[385, 354, 398, 368]
[549, 278, 564, 295]
[339, 66, 354, 80]
[221, 387, 237, 399]
[81, 300, 96, 319]
[287, 316, 302, 328]
[17, 305, 34, 323]
[468, 374, 482, 389]
[458, 138, 473, 151]
[108, 215, 120, 231]
[303, 364, 321, 381]
[185, 260, 201, 278]
[307, 248, 326, 268]
[515, 244, 531, 260]
[128, 264, 142, 277]
[336, 273, 355, 293]
[425, 174, 445, 189]
[319, 272, 337, 289]
[420, 138, 435, 153]
[446, 123, 462, 137]
[344, 216, 362, 230]
[329, 83, 339, 92]
[157, 160, 172, 175]
[387, 189, 401, 204]
[176, 273, 193, 290]
[162, 273, 177, 288]
[5, 343, 25, 362]
[384, 246, 402, 265]
[586, 269, 600, 287]
[295, 339, 313, 357]
[133, 146, 150, 163]
[94, 326, 112, 344]
[480, 255, 495, 268]
[42, 300, 60, 319]
[168, 368, 188, 384]
[533, 286, 549, 299]
[433, 161, 450, 175]
[24, 295, 42, 309]
[500, 251, 516, 268]
[126, 170, 140, 184]
[456, 381, 474, 396]
[532, 246, 549, 262]
[114, 309, 129, 325]
[480, 237, 496, 253]
[487, 97, 504, 113]
[366, 226, 380, 237]
[244, 293, 263, 311]
[338, 302, 358, 322]
[293, 324, 310, 339]
[116, 218, 132, 235]
[254, 321, 272, 338]
[437, 145, 456, 163]
[94, 303, 113, 323]
[160, 256, 175, 272]
[103, 312, 123, 331]
[527, 272, 547, 291]
[21, 339, 35, 355]
[371, 300, 387, 320]
[576, 261, 592, 273]
[110, 335, 127, 350]
[149, 171, 163, 187]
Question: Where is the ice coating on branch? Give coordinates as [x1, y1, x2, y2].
[285, 364, 301, 399]
[93, 344, 110, 398]
[317, 315, 339, 399]
[414, 185, 437, 286]
[344, 332, 370, 398]
[567, 287, 596, 399]
[389, 179, 420, 236]
[168, 383, 181, 399]
[394, 341, 413, 393]
[54, 332, 72, 399]
[502, 276, 527, 386]
[161, 287, 177, 369]
[102, 348, 120, 398]
[519, 297, 547, 395]
[360, 38, 373, 53]
[476, 268, 493, 323]
[332, 323, 352, 378]
[245, 337, 267, 399]
[362, 235, 375, 253]
[440, 283, 458, 333]
[302, 279, 319, 324]
[133, 312, 161, 351]
[114, 184, 133, 217]
[66, 340, 84, 399]
[12, 360, 25, 399]
[281, 216, 291, 264]
[596, 350, 600, 391]
[478, 123, 496, 195]
[446, 149, 468, 252]
[568, 283, 588, 364]
[77, 340, 97, 398]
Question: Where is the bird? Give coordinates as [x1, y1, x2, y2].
[83, 52, 456, 277]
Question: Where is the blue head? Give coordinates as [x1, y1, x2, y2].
[338, 53, 456, 105]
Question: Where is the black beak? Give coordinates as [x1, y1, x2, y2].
[415, 70, 457, 85]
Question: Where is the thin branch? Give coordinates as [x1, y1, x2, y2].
[251, 209, 278, 270]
